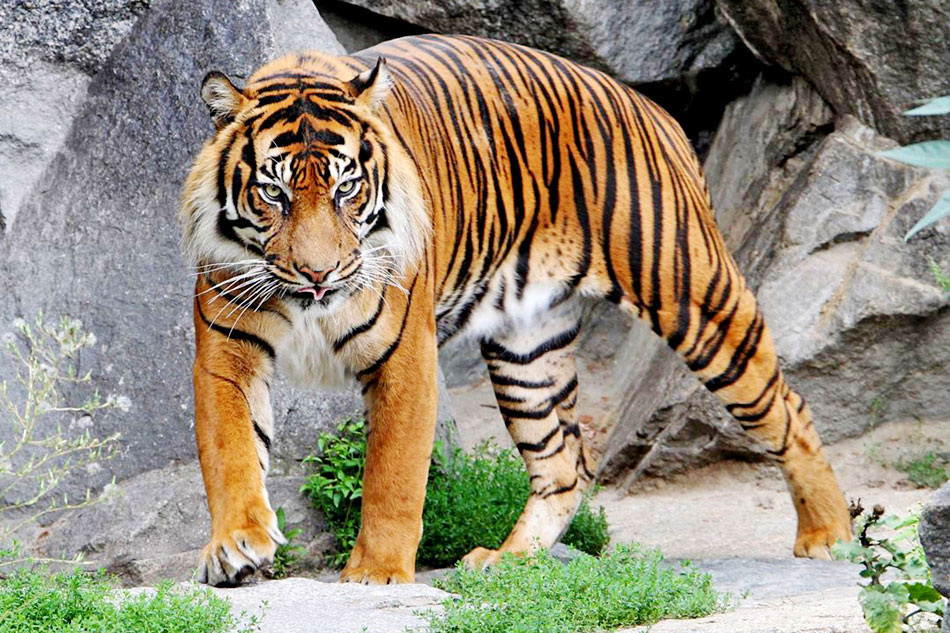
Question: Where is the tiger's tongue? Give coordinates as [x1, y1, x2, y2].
[298, 286, 328, 300]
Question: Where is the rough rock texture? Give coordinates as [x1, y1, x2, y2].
[194, 578, 448, 632]
[716, 0, 950, 144]
[37, 461, 330, 586]
[920, 483, 950, 598]
[0, 0, 150, 231]
[601, 79, 950, 483]
[0, 0, 369, 503]
[330, 0, 760, 153]
[334, 0, 736, 85]
[317, 0, 427, 54]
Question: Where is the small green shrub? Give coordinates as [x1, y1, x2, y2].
[897, 453, 950, 490]
[301, 421, 610, 568]
[418, 442, 533, 567]
[832, 503, 943, 633]
[426, 545, 731, 633]
[300, 418, 366, 569]
[561, 491, 611, 557]
[0, 566, 257, 633]
[268, 507, 305, 579]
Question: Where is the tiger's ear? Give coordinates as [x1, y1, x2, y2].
[347, 58, 393, 112]
[200, 71, 247, 129]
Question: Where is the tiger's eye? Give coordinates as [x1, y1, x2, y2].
[337, 180, 356, 195]
[262, 184, 283, 200]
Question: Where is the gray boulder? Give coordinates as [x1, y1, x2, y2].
[0, 0, 149, 231]
[0, 0, 371, 504]
[716, 0, 950, 144]
[602, 78, 950, 484]
[37, 461, 330, 586]
[178, 578, 448, 633]
[331, 0, 738, 86]
[920, 483, 950, 598]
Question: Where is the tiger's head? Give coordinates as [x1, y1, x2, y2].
[181, 53, 426, 313]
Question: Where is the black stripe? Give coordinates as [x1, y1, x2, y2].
[516, 426, 560, 453]
[481, 324, 580, 365]
[333, 291, 387, 351]
[487, 374, 555, 389]
[195, 299, 275, 360]
[252, 420, 272, 453]
[355, 275, 419, 378]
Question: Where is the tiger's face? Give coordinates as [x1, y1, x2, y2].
[181, 55, 425, 314]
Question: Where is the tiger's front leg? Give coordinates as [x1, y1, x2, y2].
[339, 287, 439, 584]
[192, 290, 286, 586]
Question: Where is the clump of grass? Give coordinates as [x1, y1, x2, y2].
[426, 545, 731, 633]
[897, 453, 950, 489]
[0, 566, 257, 633]
[301, 421, 610, 569]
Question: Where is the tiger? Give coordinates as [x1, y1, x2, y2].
[180, 33, 852, 586]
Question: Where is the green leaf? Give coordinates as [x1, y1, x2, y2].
[859, 588, 903, 633]
[878, 141, 950, 169]
[906, 582, 943, 605]
[831, 540, 868, 561]
[905, 190, 950, 241]
[904, 95, 950, 116]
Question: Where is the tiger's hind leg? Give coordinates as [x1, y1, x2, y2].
[462, 300, 596, 569]
[647, 274, 852, 558]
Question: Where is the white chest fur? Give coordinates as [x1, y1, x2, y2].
[276, 310, 350, 389]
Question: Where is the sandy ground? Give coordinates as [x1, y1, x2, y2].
[449, 375, 948, 560]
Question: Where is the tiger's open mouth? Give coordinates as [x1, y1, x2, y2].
[290, 284, 342, 306]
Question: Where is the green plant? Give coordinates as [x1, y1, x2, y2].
[301, 422, 610, 568]
[876, 95, 950, 241]
[300, 418, 366, 569]
[425, 545, 731, 633]
[267, 507, 305, 579]
[1, 314, 124, 566]
[418, 442, 533, 567]
[0, 563, 259, 633]
[897, 453, 950, 490]
[832, 503, 943, 633]
[869, 395, 886, 428]
[561, 488, 611, 557]
[929, 259, 950, 294]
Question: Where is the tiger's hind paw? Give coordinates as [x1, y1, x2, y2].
[461, 546, 504, 570]
[197, 519, 286, 587]
[794, 524, 852, 560]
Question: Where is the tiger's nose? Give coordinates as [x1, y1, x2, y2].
[297, 264, 335, 285]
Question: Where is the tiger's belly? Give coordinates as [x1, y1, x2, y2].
[435, 259, 594, 345]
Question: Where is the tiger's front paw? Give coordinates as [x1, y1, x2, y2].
[339, 563, 413, 585]
[197, 514, 287, 587]
[339, 544, 414, 584]
[461, 546, 504, 570]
